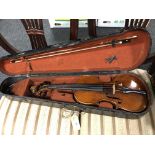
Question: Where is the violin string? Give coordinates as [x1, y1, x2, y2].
[35, 83, 146, 94]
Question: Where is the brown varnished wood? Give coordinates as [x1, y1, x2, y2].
[138, 19, 144, 28]
[143, 53, 155, 75]
[88, 19, 96, 37]
[21, 19, 47, 50]
[142, 19, 150, 28]
[70, 19, 97, 40]
[74, 76, 147, 112]
[134, 19, 139, 27]
[70, 19, 79, 40]
[129, 19, 134, 28]
[112, 74, 146, 90]
[0, 33, 19, 54]
[1, 19, 48, 54]
[124, 19, 150, 29]
[124, 19, 129, 29]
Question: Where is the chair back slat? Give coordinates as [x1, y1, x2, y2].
[124, 19, 129, 29]
[142, 19, 150, 28]
[137, 19, 143, 27]
[129, 19, 134, 28]
[21, 19, 47, 50]
[125, 19, 150, 30]
[134, 19, 139, 27]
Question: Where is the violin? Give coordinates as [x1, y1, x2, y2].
[30, 75, 147, 113]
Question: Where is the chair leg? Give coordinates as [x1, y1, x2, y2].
[143, 53, 155, 75]
[151, 73, 155, 88]
[148, 62, 155, 75]
[70, 19, 79, 40]
[88, 19, 96, 37]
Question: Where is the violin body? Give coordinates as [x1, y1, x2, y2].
[0, 29, 151, 118]
[74, 91, 146, 112]
[74, 76, 147, 112]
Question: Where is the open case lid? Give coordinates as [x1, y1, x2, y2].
[0, 29, 152, 76]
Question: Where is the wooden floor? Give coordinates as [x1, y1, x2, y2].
[0, 69, 155, 135]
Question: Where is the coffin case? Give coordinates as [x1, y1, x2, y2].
[0, 29, 152, 118]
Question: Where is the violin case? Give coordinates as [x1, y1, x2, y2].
[0, 29, 152, 118]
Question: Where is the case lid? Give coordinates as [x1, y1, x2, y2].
[0, 29, 151, 76]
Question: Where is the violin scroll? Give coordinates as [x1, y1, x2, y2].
[30, 81, 51, 98]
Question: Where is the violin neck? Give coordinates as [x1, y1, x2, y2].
[46, 83, 113, 89]
[45, 83, 146, 95]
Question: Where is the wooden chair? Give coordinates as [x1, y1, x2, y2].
[123, 19, 155, 85]
[0, 33, 19, 54]
[0, 19, 48, 55]
[70, 19, 151, 40]
[145, 52, 155, 88]
[70, 19, 96, 40]
[145, 53, 155, 86]
[69, 19, 155, 75]
[21, 19, 47, 49]
[1, 19, 153, 70]
[124, 19, 150, 30]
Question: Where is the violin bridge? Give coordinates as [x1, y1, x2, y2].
[112, 84, 116, 95]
